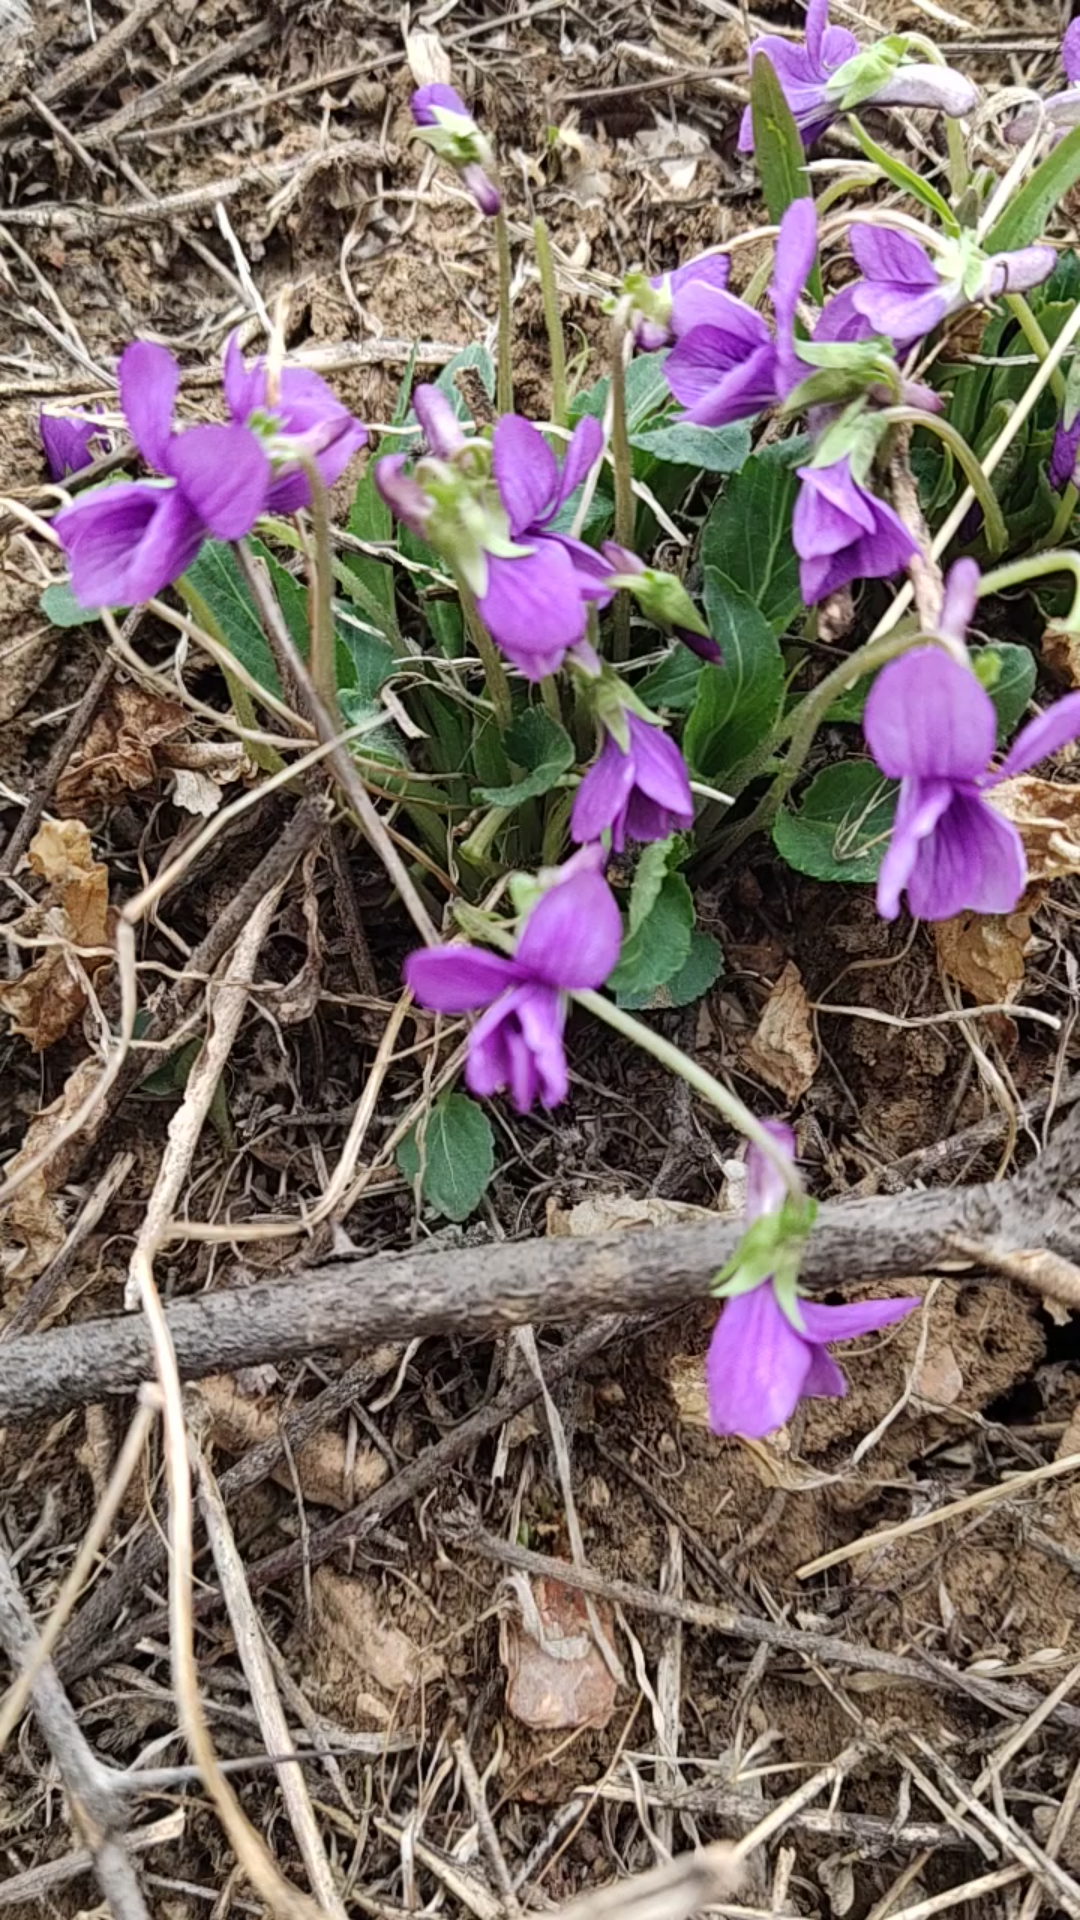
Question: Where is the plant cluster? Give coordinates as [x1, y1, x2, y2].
[38, 11, 1080, 1436]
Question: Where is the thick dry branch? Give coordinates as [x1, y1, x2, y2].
[3, 1104, 1080, 1422]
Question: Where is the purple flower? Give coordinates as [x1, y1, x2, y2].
[1008, 21, 1080, 144]
[410, 82, 501, 216]
[794, 454, 916, 602]
[1051, 416, 1080, 491]
[628, 253, 732, 352]
[403, 855, 622, 1112]
[831, 226, 1054, 350]
[865, 645, 1080, 920]
[665, 200, 816, 427]
[738, 0, 975, 152]
[571, 710, 693, 852]
[41, 409, 105, 480]
[707, 1122, 918, 1438]
[477, 414, 613, 680]
[221, 335, 368, 515]
[52, 481, 205, 610]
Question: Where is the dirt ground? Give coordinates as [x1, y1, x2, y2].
[3, 0, 1080, 1916]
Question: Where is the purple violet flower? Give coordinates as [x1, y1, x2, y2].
[706, 1122, 918, 1439]
[221, 334, 368, 515]
[571, 710, 694, 852]
[51, 481, 205, 610]
[403, 853, 622, 1112]
[794, 454, 916, 602]
[865, 645, 1080, 920]
[827, 226, 1055, 350]
[411, 82, 501, 216]
[664, 200, 816, 427]
[628, 253, 732, 352]
[40, 409, 105, 481]
[1051, 416, 1080, 491]
[1007, 20, 1080, 144]
[738, 0, 976, 153]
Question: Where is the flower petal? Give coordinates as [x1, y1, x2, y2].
[119, 340, 180, 472]
[801, 1347, 848, 1398]
[413, 383, 464, 458]
[850, 224, 939, 288]
[871, 64, 978, 116]
[994, 693, 1080, 779]
[492, 414, 559, 535]
[1065, 17, 1080, 87]
[662, 284, 771, 349]
[625, 714, 693, 810]
[222, 332, 264, 423]
[40, 411, 100, 480]
[706, 1287, 813, 1439]
[411, 82, 470, 124]
[570, 734, 637, 845]
[905, 789, 1026, 920]
[556, 414, 603, 507]
[515, 869, 623, 989]
[478, 542, 585, 677]
[771, 200, 819, 382]
[667, 336, 779, 426]
[937, 558, 979, 644]
[166, 424, 272, 539]
[864, 647, 996, 781]
[852, 281, 950, 343]
[798, 1294, 920, 1341]
[404, 945, 523, 1012]
[54, 481, 205, 609]
[746, 1120, 797, 1221]
[876, 779, 951, 920]
[514, 984, 571, 1107]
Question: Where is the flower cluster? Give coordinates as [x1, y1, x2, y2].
[54, 337, 365, 609]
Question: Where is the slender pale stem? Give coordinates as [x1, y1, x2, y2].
[573, 990, 803, 1199]
[1039, 481, 1078, 554]
[945, 116, 968, 202]
[461, 588, 514, 732]
[495, 210, 514, 416]
[879, 408, 1008, 557]
[717, 628, 918, 858]
[297, 454, 338, 718]
[540, 674, 563, 726]
[609, 301, 635, 662]
[978, 551, 1080, 629]
[1006, 293, 1067, 407]
[533, 215, 567, 429]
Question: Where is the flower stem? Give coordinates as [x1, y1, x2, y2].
[978, 550, 1080, 629]
[609, 301, 635, 662]
[495, 210, 514, 416]
[1038, 481, 1078, 554]
[540, 674, 564, 726]
[461, 587, 514, 732]
[533, 215, 568, 430]
[880, 407, 1008, 558]
[573, 989, 803, 1198]
[1006, 293, 1067, 407]
[298, 454, 339, 720]
[716, 628, 918, 858]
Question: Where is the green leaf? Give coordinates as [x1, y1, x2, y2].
[337, 690, 408, 767]
[976, 642, 1036, 740]
[986, 123, 1080, 253]
[574, 352, 671, 432]
[847, 116, 959, 234]
[334, 609, 396, 700]
[626, 837, 678, 934]
[701, 453, 805, 636]
[682, 572, 784, 781]
[181, 541, 282, 696]
[40, 581, 99, 627]
[628, 421, 752, 473]
[434, 343, 496, 413]
[616, 930, 723, 1010]
[397, 1090, 496, 1222]
[474, 707, 575, 806]
[609, 872, 694, 999]
[751, 51, 810, 223]
[249, 540, 308, 649]
[637, 647, 704, 713]
[345, 468, 397, 634]
[772, 761, 898, 882]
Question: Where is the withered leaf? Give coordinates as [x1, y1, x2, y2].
[0, 821, 110, 1050]
[744, 960, 818, 1101]
[934, 907, 1030, 1005]
[55, 685, 185, 814]
[992, 776, 1080, 882]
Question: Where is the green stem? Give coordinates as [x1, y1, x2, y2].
[459, 805, 512, 865]
[540, 675, 563, 726]
[495, 210, 514, 416]
[978, 550, 1080, 629]
[533, 215, 567, 429]
[609, 302, 635, 663]
[461, 588, 514, 732]
[880, 407, 1008, 558]
[573, 990, 802, 1199]
[1006, 294, 1067, 407]
[945, 115, 969, 203]
[718, 628, 919, 858]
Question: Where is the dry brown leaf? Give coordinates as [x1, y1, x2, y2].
[934, 907, 1030, 1005]
[54, 685, 185, 814]
[992, 776, 1080, 881]
[308, 1568, 443, 1727]
[546, 1193, 715, 1237]
[914, 1343, 964, 1405]
[194, 1372, 390, 1510]
[503, 1575, 618, 1730]
[0, 1056, 102, 1280]
[1042, 624, 1080, 688]
[743, 960, 818, 1101]
[0, 821, 110, 1051]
